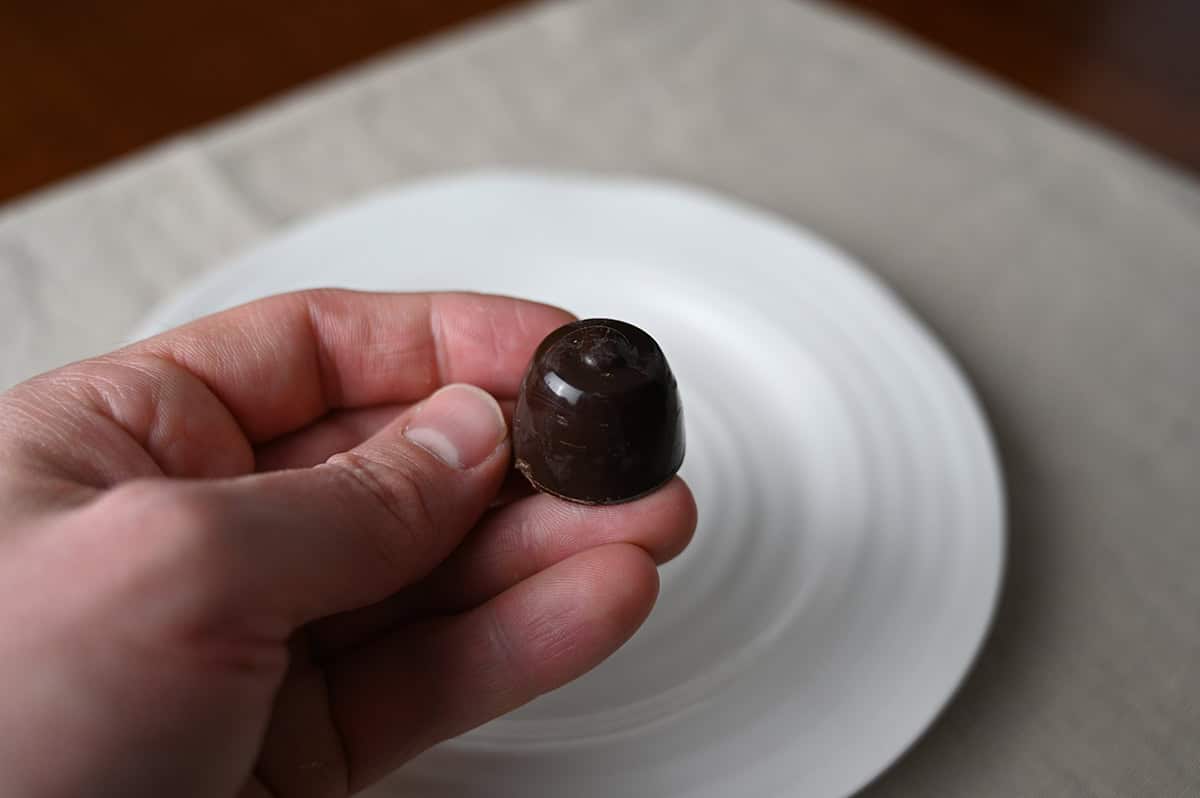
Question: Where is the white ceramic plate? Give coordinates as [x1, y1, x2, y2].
[133, 172, 1004, 798]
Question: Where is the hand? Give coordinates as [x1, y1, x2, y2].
[0, 290, 696, 798]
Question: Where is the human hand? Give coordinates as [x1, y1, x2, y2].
[0, 290, 696, 797]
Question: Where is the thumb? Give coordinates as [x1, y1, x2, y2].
[108, 384, 511, 629]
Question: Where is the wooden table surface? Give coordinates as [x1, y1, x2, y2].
[1, 0, 1197, 204]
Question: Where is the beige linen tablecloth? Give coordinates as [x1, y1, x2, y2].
[2, 0, 1198, 794]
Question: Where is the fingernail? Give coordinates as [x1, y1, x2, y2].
[404, 384, 507, 469]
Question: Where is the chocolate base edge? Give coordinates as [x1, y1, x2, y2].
[514, 456, 682, 506]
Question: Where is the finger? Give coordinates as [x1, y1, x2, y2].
[327, 543, 660, 790]
[254, 399, 519, 473]
[310, 478, 696, 655]
[250, 638, 346, 798]
[419, 477, 694, 604]
[5, 291, 571, 486]
[2, 355, 258, 486]
[253, 404, 408, 472]
[92, 384, 511, 629]
[130, 289, 572, 441]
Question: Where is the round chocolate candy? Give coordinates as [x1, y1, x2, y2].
[513, 318, 685, 505]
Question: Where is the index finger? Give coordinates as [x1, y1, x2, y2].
[128, 289, 573, 442]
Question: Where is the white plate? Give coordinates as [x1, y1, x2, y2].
[133, 172, 1004, 798]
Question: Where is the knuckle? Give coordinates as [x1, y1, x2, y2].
[323, 451, 440, 570]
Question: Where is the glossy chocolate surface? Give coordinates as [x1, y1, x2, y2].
[513, 318, 685, 505]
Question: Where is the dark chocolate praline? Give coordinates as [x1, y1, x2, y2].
[512, 318, 685, 505]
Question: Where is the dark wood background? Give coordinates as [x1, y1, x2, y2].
[1, 0, 1196, 204]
